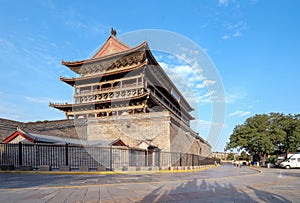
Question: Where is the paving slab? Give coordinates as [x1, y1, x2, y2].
[65, 187, 87, 203]
[0, 165, 299, 202]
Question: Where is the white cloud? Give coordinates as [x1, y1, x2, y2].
[224, 21, 248, 38]
[204, 79, 216, 86]
[192, 119, 226, 131]
[233, 31, 241, 37]
[195, 83, 205, 89]
[219, 0, 229, 6]
[65, 41, 71, 46]
[24, 96, 72, 104]
[227, 110, 251, 117]
[0, 93, 25, 120]
[222, 35, 229, 40]
[219, 0, 241, 8]
[173, 65, 194, 76]
[63, 17, 105, 35]
[198, 92, 212, 100]
[177, 53, 204, 73]
[38, 0, 56, 9]
[196, 91, 217, 104]
[225, 86, 247, 104]
[24, 96, 52, 104]
[159, 58, 219, 106]
[239, 111, 251, 117]
[0, 37, 15, 52]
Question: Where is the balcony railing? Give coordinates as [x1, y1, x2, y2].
[77, 82, 144, 96]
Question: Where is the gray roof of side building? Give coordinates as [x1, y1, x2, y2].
[16, 128, 120, 146]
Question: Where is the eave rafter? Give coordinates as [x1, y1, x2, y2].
[49, 92, 149, 111]
[59, 60, 147, 87]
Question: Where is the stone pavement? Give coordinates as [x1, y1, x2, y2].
[0, 165, 299, 202]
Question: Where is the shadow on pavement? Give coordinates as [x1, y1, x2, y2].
[247, 186, 291, 203]
[140, 178, 291, 202]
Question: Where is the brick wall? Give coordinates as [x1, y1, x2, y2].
[87, 112, 171, 150]
[169, 123, 210, 156]
[0, 115, 211, 156]
[87, 112, 211, 155]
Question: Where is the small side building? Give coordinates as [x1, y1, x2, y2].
[3, 128, 126, 147]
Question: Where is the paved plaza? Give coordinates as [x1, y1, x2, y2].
[0, 165, 299, 202]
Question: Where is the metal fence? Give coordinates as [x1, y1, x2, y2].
[0, 143, 215, 170]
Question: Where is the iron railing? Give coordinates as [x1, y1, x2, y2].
[0, 143, 215, 170]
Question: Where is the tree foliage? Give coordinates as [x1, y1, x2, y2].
[227, 153, 235, 160]
[226, 113, 300, 156]
[239, 151, 251, 160]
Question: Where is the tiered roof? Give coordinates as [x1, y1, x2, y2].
[51, 29, 195, 121]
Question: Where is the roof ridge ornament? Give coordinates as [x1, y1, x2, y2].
[111, 27, 117, 37]
[17, 127, 26, 134]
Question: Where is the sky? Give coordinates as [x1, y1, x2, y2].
[0, 0, 299, 152]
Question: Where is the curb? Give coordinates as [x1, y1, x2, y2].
[246, 166, 263, 174]
[0, 165, 218, 175]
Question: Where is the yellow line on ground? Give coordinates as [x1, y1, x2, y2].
[246, 166, 263, 173]
[0, 165, 216, 175]
[0, 165, 262, 191]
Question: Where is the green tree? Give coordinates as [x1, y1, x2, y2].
[226, 113, 300, 159]
[239, 151, 250, 160]
[227, 153, 235, 160]
[278, 114, 300, 156]
[226, 114, 271, 154]
[268, 113, 286, 153]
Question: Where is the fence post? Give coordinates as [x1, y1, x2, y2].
[145, 150, 148, 166]
[18, 142, 22, 166]
[65, 143, 68, 166]
[157, 149, 161, 167]
[192, 154, 194, 166]
[130, 149, 136, 167]
[110, 145, 113, 171]
[179, 153, 182, 166]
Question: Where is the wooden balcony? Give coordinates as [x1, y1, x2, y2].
[76, 82, 144, 96]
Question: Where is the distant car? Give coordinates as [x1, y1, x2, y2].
[232, 160, 249, 167]
[274, 157, 285, 167]
[279, 154, 300, 169]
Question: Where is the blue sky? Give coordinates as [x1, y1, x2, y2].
[0, 0, 299, 151]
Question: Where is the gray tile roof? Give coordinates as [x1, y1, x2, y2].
[17, 128, 118, 146]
